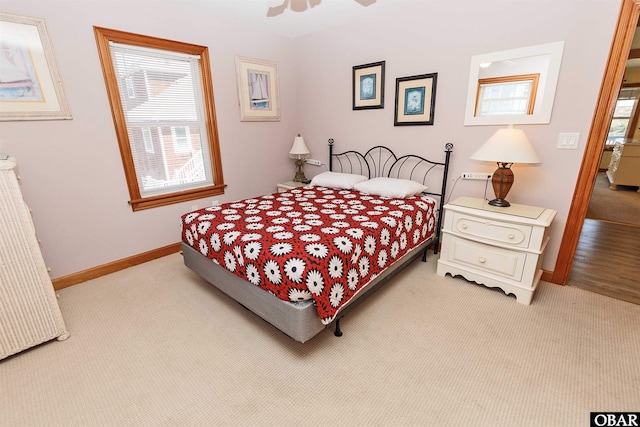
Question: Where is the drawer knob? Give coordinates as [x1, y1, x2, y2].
[478, 257, 486, 264]
[461, 223, 468, 229]
[508, 234, 515, 240]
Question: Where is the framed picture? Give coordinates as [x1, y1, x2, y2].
[0, 13, 72, 121]
[353, 61, 385, 110]
[394, 73, 437, 126]
[235, 56, 280, 122]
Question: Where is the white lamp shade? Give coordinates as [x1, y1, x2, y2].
[289, 134, 310, 159]
[470, 125, 541, 164]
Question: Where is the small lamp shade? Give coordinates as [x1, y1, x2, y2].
[470, 125, 540, 207]
[470, 125, 540, 164]
[289, 134, 310, 159]
[289, 133, 310, 182]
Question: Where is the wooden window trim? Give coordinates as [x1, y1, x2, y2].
[475, 73, 540, 117]
[621, 83, 640, 138]
[94, 26, 225, 211]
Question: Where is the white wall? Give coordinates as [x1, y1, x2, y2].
[293, 0, 620, 271]
[0, 0, 622, 278]
[0, 0, 299, 278]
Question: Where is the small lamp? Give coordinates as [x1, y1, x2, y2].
[289, 133, 310, 182]
[470, 125, 540, 207]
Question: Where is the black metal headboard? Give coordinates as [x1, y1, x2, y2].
[328, 138, 453, 254]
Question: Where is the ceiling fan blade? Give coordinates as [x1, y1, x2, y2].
[354, 0, 377, 6]
[290, 0, 308, 12]
[267, 0, 372, 18]
[267, 0, 289, 17]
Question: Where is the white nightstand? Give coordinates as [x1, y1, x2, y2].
[436, 196, 556, 304]
[276, 180, 307, 192]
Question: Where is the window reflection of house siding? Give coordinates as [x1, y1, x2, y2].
[116, 65, 206, 192]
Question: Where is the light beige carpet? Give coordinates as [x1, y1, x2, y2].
[1, 253, 638, 426]
[586, 172, 640, 226]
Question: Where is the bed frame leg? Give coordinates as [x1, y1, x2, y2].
[334, 318, 343, 337]
[422, 249, 428, 262]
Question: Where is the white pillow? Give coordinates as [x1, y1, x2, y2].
[310, 171, 368, 189]
[353, 177, 428, 198]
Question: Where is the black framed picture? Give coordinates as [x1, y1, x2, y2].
[394, 73, 437, 126]
[352, 61, 385, 110]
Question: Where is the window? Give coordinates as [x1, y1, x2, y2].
[172, 126, 192, 154]
[94, 27, 225, 211]
[475, 74, 540, 117]
[607, 87, 640, 145]
[142, 127, 154, 154]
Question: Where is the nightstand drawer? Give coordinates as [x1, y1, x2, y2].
[445, 235, 526, 281]
[451, 212, 532, 249]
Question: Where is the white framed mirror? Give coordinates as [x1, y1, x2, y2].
[464, 41, 565, 125]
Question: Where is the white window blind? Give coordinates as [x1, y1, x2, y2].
[109, 42, 212, 197]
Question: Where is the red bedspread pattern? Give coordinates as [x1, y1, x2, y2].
[181, 186, 437, 324]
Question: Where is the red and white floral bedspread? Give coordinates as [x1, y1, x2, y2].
[181, 186, 437, 324]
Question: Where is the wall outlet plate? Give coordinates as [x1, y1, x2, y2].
[305, 158, 322, 166]
[462, 172, 492, 180]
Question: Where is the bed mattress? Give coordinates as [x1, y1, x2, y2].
[181, 186, 438, 324]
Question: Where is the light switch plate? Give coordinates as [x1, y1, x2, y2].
[557, 132, 580, 150]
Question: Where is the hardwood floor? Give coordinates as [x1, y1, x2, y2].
[568, 219, 640, 305]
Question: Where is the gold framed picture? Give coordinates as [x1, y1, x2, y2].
[0, 13, 71, 121]
[235, 56, 280, 122]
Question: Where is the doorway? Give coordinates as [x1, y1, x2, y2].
[553, 0, 640, 303]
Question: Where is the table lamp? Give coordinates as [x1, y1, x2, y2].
[289, 133, 310, 182]
[470, 125, 540, 207]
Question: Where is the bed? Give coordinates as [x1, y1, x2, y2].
[181, 139, 453, 342]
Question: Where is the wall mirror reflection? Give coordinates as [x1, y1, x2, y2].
[475, 73, 540, 117]
[464, 41, 564, 125]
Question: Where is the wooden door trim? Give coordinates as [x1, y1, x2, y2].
[552, 0, 640, 285]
